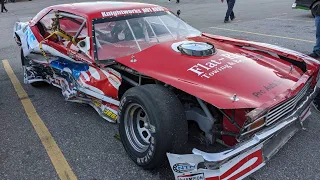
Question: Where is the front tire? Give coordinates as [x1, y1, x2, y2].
[118, 84, 187, 169]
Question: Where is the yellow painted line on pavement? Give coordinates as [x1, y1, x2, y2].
[209, 27, 315, 43]
[2, 60, 77, 180]
[266, 17, 313, 23]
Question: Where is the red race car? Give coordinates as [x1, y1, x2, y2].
[13, 2, 320, 180]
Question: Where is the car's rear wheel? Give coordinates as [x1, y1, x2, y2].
[118, 84, 187, 169]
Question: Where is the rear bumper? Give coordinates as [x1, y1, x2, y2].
[167, 86, 319, 180]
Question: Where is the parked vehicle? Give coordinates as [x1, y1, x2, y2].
[292, 0, 320, 17]
[13, 2, 320, 179]
[5, 0, 32, 3]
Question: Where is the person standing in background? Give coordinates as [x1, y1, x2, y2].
[308, 3, 320, 112]
[1, 0, 8, 13]
[221, 0, 235, 23]
[309, 3, 320, 59]
[313, 95, 320, 112]
[169, 0, 180, 3]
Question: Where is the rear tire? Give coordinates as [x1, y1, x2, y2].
[118, 84, 187, 169]
[30, 81, 49, 87]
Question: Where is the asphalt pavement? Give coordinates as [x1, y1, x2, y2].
[1, 0, 320, 180]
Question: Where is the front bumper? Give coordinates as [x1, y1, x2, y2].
[167, 86, 319, 180]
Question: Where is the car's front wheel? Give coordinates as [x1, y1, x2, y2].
[118, 84, 187, 169]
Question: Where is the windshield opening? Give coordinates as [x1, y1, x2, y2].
[93, 12, 201, 61]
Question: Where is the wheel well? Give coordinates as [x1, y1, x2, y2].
[311, 0, 320, 9]
[111, 64, 161, 99]
[112, 64, 226, 144]
[114, 64, 224, 130]
[20, 48, 25, 66]
[15, 33, 21, 46]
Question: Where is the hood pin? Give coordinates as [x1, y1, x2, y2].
[231, 94, 240, 102]
[130, 55, 137, 63]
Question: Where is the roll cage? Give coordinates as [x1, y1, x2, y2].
[91, 11, 201, 64]
[34, 9, 92, 60]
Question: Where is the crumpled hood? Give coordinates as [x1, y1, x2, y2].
[116, 35, 312, 109]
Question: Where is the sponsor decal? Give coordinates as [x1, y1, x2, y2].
[101, 7, 165, 17]
[103, 109, 118, 120]
[252, 79, 283, 98]
[168, 146, 264, 180]
[25, 26, 36, 50]
[101, 9, 142, 17]
[173, 163, 196, 173]
[107, 74, 121, 89]
[136, 137, 155, 164]
[19, 25, 39, 56]
[105, 67, 121, 78]
[66, 47, 86, 61]
[141, 7, 164, 13]
[177, 173, 204, 180]
[101, 68, 122, 90]
[24, 26, 38, 50]
[92, 98, 102, 108]
[187, 53, 245, 79]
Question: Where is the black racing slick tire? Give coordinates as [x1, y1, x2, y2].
[118, 84, 187, 169]
[30, 81, 49, 87]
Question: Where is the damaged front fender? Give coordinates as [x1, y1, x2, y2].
[167, 86, 319, 180]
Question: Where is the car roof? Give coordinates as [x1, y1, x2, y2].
[49, 1, 168, 20]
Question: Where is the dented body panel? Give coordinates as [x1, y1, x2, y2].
[116, 36, 315, 109]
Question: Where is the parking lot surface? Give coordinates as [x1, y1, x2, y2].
[1, 0, 320, 180]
